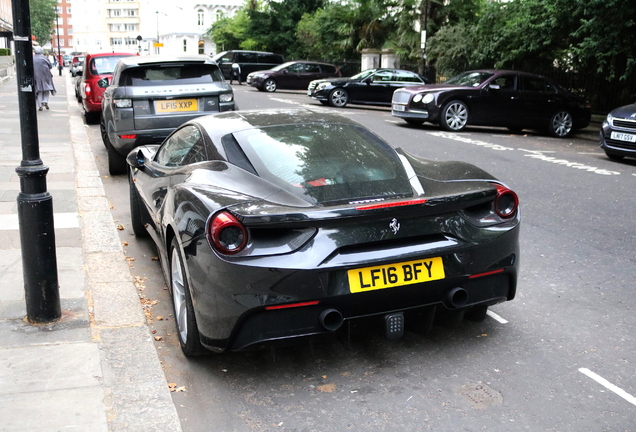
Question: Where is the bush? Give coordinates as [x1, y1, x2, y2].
[0, 48, 11, 56]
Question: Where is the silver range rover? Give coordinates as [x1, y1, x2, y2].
[99, 55, 236, 175]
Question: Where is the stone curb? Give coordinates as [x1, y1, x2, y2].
[65, 74, 183, 432]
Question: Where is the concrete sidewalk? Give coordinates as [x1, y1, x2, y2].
[0, 71, 182, 431]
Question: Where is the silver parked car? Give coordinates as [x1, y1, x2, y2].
[100, 55, 236, 175]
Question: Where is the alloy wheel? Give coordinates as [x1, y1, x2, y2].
[551, 111, 573, 137]
[443, 101, 468, 131]
[329, 89, 349, 107]
[171, 247, 188, 343]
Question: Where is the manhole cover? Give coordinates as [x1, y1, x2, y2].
[459, 382, 503, 409]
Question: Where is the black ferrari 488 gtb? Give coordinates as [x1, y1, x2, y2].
[126, 108, 520, 356]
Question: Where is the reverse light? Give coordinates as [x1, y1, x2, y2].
[493, 184, 518, 218]
[207, 211, 248, 254]
[219, 93, 234, 102]
[113, 98, 132, 108]
[84, 83, 92, 98]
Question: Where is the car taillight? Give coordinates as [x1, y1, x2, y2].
[493, 184, 518, 218]
[84, 83, 92, 98]
[207, 211, 248, 254]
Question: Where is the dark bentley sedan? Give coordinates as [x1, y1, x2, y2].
[246, 61, 341, 92]
[127, 108, 520, 356]
[600, 102, 636, 160]
[308, 68, 428, 108]
[392, 70, 591, 137]
[100, 55, 236, 175]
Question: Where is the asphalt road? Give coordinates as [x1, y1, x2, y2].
[78, 85, 636, 432]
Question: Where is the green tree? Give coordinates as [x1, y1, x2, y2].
[29, 0, 58, 45]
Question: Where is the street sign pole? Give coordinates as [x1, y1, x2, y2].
[11, 0, 61, 323]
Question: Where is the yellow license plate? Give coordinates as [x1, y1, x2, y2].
[155, 99, 198, 113]
[348, 257, 445, 293]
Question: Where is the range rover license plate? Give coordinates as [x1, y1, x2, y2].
[155, 99, 198, 113]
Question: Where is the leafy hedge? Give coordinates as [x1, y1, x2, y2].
[0, 48, 11, 56]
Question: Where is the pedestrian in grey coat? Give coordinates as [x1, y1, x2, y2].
[33, 46, 56, 111]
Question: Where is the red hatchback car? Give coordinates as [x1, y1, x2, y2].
[80, 52, 136, 123]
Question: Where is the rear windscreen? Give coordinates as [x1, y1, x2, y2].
[120, 64, 224, 86]
[90, 55, 132, 75]
[230, 123, 412, 205]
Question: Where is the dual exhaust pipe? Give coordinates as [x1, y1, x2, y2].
[317, 287, 468, 333]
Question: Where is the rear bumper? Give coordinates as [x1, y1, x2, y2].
[190, 224, 520, 352]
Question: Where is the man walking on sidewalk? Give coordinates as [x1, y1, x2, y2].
[33, 46, 56, 111]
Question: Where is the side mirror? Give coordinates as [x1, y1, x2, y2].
[126, 149, 145, 169]
[97, 77, 110, 88]
[363, 76, 374, 84]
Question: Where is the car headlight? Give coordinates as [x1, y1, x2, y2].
[606, 113, 613, 126]
[422, 94, 434, 104]
[113, 99, 132, 108]
[412, 94, 423, 103]
[316, 82, 329, 91]
[219, 93, 234, 102]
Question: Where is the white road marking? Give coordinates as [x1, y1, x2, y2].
[518, 149, 620, 175]
[429, 131, 515, 151]
[579, 368, 636, 407]
[486, 310, 508, 324]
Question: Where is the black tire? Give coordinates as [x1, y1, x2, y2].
[129, 173, 149, 237]
[100, 116, 109, 148]
[440, 100, 468, 132]
[548, 110, 573, 137]
[328, 88, 349, 108]
[263, 79, 277, 92]
[405, 119, 425, 126]
[84, 110, 100, 125]
[604, 151, 624, 161]
[170, 238, 208, 357]
[107, 139, 127, 176]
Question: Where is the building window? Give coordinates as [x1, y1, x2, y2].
[125, 37, 137, 46]
[109, 9, 121, 17]
[67, 38, 73, 46]
[67, 7, 71, 14]
[198, 40, 205, 55]
[183, 39, 187, 52]
[110, 24, 121, 31]
[111, 38, 122, 45]
[67, 28, 73, 35]
[124, 24, 137, 31]
[57, 28, 64, 36]
[197, 9, 204, 26]
[216, 10, 224, 21]
[55, 6, 61, 13]
[67, 18, 72, 25]
[125, 9, 137, 17]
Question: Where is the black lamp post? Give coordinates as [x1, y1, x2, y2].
[10, 0, 61, 323]
[55, 12, 62, 75]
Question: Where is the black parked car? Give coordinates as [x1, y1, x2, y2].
[100, 55, 236, 175]
[126, 108, 520, 356]
[600, 102, 636, 160]
[246, 61, 341, 92]
[392, 70, 591, 137]
[308, 69, 428, 108]
[211, 50, 284, 82]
